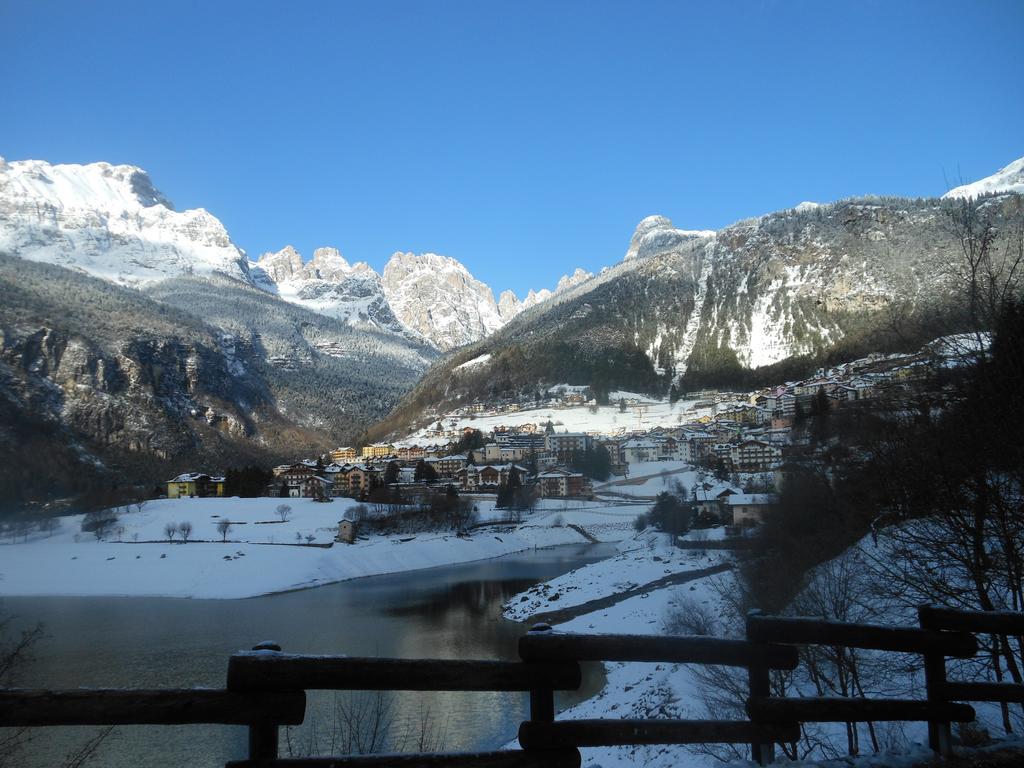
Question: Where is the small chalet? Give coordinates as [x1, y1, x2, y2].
[166, 473, 225, 499]
[726, 494, 777, 526]
[335, 518, 357, 544]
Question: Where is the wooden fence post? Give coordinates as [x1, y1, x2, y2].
[527, 624, 556, 725]
[248, 641, 282, 760]
[746, 611, 774, 766]
[918, 606, 953, 756]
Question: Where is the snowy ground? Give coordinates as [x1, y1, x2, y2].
[0, 496, 644, 599]
[501, 526, 1021, 767]
[504, 531, 728, 623]
[595, 462, 703, 499]
[405, 396, 717, 441]
[501, 531, 742, 767]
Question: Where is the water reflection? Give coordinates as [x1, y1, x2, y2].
[6, 543, 615, 767]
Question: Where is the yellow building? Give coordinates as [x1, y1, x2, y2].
[330, 446, 358, 463]
[166, 473, 225, 498]
[361, 443, 395, 459]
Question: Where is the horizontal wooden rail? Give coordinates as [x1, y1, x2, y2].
[225, 750, 582, 768]
[746, 614, 977, 658]
[519, 631, 798, 670]
[227, 654, 581, 693]
[746, 696, 975, 724]
[941, 681, 1024, 703]
[0, 688, 305, 727]
[518, 719, 800, 749]
[919, 605, 1024, 636]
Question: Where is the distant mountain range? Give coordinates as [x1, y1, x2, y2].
[0, 156, 592, 351]
[0, 153, 1021, 505]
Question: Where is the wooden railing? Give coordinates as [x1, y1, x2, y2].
[3, 607, 1020, 766]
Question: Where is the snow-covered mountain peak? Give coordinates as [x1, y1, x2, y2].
[382, 251, 504, 351]
[0, 157, 249, 284]
[307, 247, 352, 280]
[943, 156, 1024, 199]
[624, 214, 715, 261]
[256, 245, 304, 282]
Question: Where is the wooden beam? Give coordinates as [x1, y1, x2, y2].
[227, 655, 581, 693]
[0, 688, 305, 727]
[918, 605, 1024, 636]
[746, 614, 977, 658]
[518, 632, 797, 670]
[518, 719, 800, 749]
[942, 681, 1024, 704]
[225, 750, 581, 768]
[746, 696, 975, 724]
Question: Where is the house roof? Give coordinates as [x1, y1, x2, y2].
[168, 472, 223, 483]
[726, 493, 777, 506]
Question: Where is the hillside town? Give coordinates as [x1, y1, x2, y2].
[167, 341, 947, 534]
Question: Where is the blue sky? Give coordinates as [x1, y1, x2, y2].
[2, 0, 1022, 296]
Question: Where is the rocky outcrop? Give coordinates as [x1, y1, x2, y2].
[623, 215, 715, 262]
[381, 252, 505, 351]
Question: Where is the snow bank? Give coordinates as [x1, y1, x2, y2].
[0, 497, 607, 599]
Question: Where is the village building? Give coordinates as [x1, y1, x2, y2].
[428, 454, 468, 478]
[396, 445, 426, 463]
[361, 443, 395, 460]
[455, 463, 529, 491]
[729, 439, 783, 472]
[621, 438, 659, 464]
[330, 446, 358, 463]
[545, 432, 592, 460]
[344, 465, 383, 496]
[300, 475, 334, 499]
[335, 519, 357, 544]
[166, 473, 225, 498]
[726, 493, 777, 526]
[535, 468, 592, 498]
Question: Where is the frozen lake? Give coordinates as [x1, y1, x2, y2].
[4, 542, 616, 767]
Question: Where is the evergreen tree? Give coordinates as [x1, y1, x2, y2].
[384, 461, 399, 486]
[414, 459, 438, 484]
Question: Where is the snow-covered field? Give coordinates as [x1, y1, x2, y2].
[0, 496, 644, 599]
[504, 531, 727, 623]
[501, 530, 741, 767]
[595, 462, 701, 499]
[501, 526, 1021, 767]
[405, 396, 717, 441]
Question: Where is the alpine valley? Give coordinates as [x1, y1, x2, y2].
[1, 155, 1022, 507]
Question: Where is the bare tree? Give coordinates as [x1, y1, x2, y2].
[276, 504, 292, 522]
[177, 521, 193, 543]
[1, 611, 113, 768]
[216, 519, 232, 542]
[82, 510, 117, 542]
[284, 691, 397, 757]
[164, 522, 176, 542]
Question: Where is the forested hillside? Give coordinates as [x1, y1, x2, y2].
[0, 257, 435, 512]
